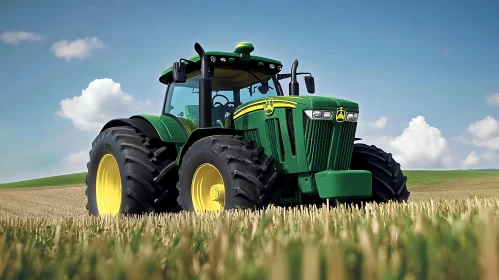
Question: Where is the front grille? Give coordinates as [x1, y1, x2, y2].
[242, 129, 262, 147]
[304, 119, 357, 171]
[265, 119, 285, 162]
[304, 119, 334, 171]
[335, 122, 357, 170]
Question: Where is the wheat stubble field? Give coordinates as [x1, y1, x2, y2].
[0, 171, 498, 279]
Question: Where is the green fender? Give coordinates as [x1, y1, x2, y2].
[101, 114, 190, 144]
[133, 114, 189, 143]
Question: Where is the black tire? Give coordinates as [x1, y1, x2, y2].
[349, 143, 410, 203]
[85, 126, 180, 216]
[177, 135, 279, 211]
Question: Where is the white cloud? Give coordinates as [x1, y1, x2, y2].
[1, 31, 44, 45]
[365, 116, 452, 169]
[486, 93, 499, 106]
[470, 137, 499, 151]
[57, 78, 154, 132]
[62, 150, 88, 174]
[467, 116, 499, 139]
[388, 116, 452, 168]
[367, 116, 388, 130]
[51, 37, 105, 61]
[461, 151, 479, 168]
[466, 116, 499, 151]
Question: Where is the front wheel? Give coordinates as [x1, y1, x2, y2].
[349, 143, 410, 203]
[176, 135, 279, 213]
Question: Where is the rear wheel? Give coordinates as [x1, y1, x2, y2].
[349, 143, 410, 203]
[85, 126, 180, 216]
[177, 135, 279, 213]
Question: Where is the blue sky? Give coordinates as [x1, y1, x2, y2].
[1, 1, 498, 183]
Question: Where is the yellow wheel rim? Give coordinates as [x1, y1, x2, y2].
[191, 163, 225, 213]
[96, 153, 122, 216]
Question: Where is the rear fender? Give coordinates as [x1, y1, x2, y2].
[100, 114, 188, 144]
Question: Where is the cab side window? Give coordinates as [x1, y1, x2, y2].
[164, 82, 200, 124]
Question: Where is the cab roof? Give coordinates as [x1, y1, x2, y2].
[159, 42, 283, 85]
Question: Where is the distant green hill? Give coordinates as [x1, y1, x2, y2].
[404, 170, 499, 185]
[0, 173, 87, 189]
[0, 170, 497, 189]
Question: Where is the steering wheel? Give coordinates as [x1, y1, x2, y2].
[212, 93, 236, 109]
[212, 94, 231, 107]
[212, 94, 235, 126]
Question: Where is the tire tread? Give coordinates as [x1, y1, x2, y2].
[177, 135, 279, 211]
[350, 143, 410, 203]
[85, 125, 180, 215]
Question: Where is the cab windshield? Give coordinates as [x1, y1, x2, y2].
[163, 66, 282, 127]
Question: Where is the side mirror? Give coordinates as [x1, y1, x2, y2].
[304, 76, 315, 94]
[258, 85, 269, 94]
[173, 62, 186, 83]
[258, 81, 270, 94]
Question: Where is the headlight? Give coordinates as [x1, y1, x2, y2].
[304, 110, 334, 120]
[345, 112, 359, 122]
[305, 110, 358, 121]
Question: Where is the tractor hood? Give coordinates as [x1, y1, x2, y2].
[276, 96, 359, 111]
[233, 95, 359, 120]
[233, 94, 361, 175]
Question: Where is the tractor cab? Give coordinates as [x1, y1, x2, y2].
[162, 65, 282, 130]
[159, 42, 315, 132]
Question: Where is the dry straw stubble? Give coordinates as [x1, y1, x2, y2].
[0, 198, 499, 279]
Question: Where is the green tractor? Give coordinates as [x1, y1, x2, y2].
[85, 42, 409, 216]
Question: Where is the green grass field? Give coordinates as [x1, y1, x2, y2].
[403, 170, 499, 185]
[1, 170, 497, 189]
[0, 172, 86, 189]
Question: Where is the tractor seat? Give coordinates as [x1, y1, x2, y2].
[183, 104, 230, 128]
[184, 105, 199, 124]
